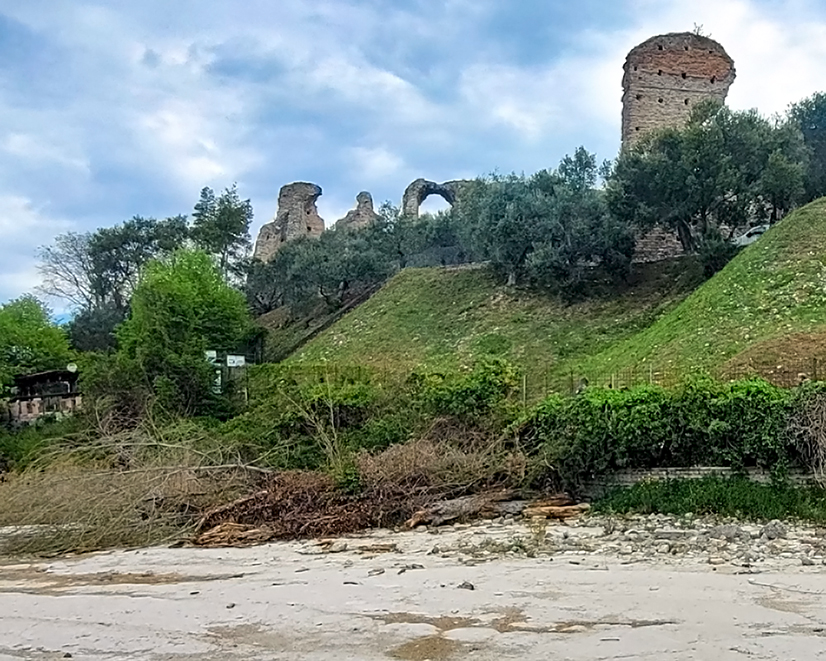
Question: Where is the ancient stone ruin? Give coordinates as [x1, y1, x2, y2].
[336, 191, 382, 230]
[401, 178, 472, 217]
[253, 182, 325, 262]
[621, 32, 735, 148]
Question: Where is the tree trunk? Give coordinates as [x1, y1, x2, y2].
[675, 220, 696, 252]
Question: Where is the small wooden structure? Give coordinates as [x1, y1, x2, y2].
[5, 370, 82, 426]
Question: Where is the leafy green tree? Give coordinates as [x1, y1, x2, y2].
[38, 216, 190, 351]
[0, 296, 72, 389]
[38, 216, 189, 313]
[607, 101, 807, 251]
[453, 173, 550, 285]
[115, 250, 253, 414]
[453, 148, 634, 289]
[87, 215, 190, 313]
[66, 303, 126, 353]
[788, 91, 826, 202]
[191, 184, 253, 282]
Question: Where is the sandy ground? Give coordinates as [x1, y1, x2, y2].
[1, 521, 825, 660]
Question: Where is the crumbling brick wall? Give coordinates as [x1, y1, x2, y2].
[622, 33, 735, 148]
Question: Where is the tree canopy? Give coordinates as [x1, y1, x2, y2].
[607, 101, 807, 251]
[789, 91, 826, 203]
[452, 148, 635, 290]
[0, 296, 72, 388]
[191, 184, 253, 283]
[113, 249, 254, 414]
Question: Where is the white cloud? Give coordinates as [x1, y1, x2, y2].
[348, 146, 406, 182]
[2, 133, 90, 174]
[0, 195, 70, 301]
[0, 195, 68, 238]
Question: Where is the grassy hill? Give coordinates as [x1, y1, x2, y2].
[578, 198, 826, 385]
[283, 198, 826, 391]
[287, 260, 702, 395]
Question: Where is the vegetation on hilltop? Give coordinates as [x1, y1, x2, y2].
[578, 197, 826, 380]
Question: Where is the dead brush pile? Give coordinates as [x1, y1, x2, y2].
[193, 418, 530, 546]
[194, 471, 430, 545]
[0, 419, 264, 556]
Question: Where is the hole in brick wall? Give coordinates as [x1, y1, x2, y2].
[633, 65, 638, 71]
[658, 69, 663, 75]
[684, 99, 690, 105]
[710, 75, 716, 83]
[658, 98, 664, 103]
[635, 127, 641, 131]
[636, 94, 642, 100]
[681, 72, 687, 79]
[658, 44, 663, 50]
[684, 45, 689, 51]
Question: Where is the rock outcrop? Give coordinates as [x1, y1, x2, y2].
[622, 32, 735, 148]
[401, 178, 472, 217]
[253, 182, 325, 262]
[336, 191, 381, 230]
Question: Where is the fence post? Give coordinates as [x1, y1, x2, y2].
[522, 373, 528, 409]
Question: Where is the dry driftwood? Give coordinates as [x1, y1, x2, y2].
[405, 492, 583, 528]
[193, 521, 276, 547]
[405, 490, 519, 528]
[195, 490, 270, 532]
[522, 503, 591, 519]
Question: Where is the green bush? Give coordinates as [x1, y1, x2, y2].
[414, 358, 519, 419]
[517, 377, 795, 490]
[216, 364, 389, 469]
[595, 476, 826, 522]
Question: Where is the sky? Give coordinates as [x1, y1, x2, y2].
[3, 0, 826, 309]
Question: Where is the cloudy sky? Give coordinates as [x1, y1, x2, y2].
[2, 0, 826, 308]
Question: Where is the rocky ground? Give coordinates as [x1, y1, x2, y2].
[2, 513, 825, 660]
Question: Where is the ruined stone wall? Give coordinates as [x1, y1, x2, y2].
[632, 226, 685, 263]
[583, 467, 816, 500]
[253, 182, 325, 262]
[335, 191, 381, 230]
[622, 33, 735, 147]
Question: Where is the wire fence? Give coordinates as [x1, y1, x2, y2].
[250, 356, 826, 408]
[523, 356, 826, 401]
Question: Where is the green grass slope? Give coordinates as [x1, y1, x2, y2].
[289, 260, 700, 393]
[581, 198, 826, 383]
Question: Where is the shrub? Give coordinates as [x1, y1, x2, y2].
[517, 377, 794, 491]
[414, 358, 519, 419]
[595, 476, 826, 522]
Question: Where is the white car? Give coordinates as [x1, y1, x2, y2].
[733, 224, 769, 247]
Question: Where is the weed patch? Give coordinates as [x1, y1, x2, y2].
[594, 476, 826, 523]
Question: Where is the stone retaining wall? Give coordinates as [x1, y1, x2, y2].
[583, 467, 818, 499]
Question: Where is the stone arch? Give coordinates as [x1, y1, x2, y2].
[401, 178, 471, 217]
